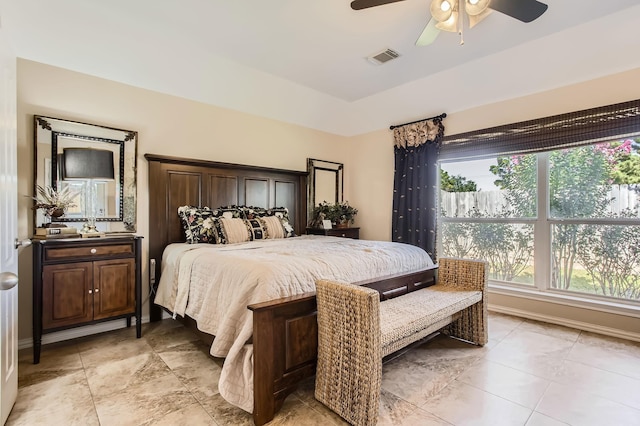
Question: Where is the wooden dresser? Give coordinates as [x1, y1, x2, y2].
[306, 227, 360, 239]
[32, 235, 142, 363]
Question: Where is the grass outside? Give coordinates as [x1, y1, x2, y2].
[489, 264, 639, 300]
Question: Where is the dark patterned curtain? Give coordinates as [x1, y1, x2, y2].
[392, 117, 445, 261]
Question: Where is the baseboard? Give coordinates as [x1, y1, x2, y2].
[18, 315, 152, 350]
[488, 304, 640, 343]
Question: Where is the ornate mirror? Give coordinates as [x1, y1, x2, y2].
[34, 116, 137, 232]
[307, 158, 343, 224]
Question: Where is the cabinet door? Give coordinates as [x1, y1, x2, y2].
[42, 262, 93, 329]
[93, 258, 135, 320]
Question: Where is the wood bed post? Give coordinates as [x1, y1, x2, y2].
[249, 293, 318, 426]
[251, 307, 277, 425]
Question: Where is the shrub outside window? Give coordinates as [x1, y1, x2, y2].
[440, 138, 640, 302]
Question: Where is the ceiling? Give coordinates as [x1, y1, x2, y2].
[2, 0, 640, 136]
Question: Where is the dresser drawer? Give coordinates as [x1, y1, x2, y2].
[327, 228, 359, 239]
[307, 227, 360, 239]
[44, 242, 134, 261]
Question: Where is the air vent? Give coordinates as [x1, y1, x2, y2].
[367, 48, 400, 65]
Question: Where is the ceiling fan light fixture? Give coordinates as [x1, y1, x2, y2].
[468, 8, 492, 28]
[431, 0, 454, 22]
[465, 0, 490, 16]
[435, 11, 459, 32]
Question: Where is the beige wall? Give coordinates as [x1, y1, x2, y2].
[17, 59, 640, 342]
[350, 67, 640, 238]
[349, 67, 640, 337]
[17, 59, 349, 341]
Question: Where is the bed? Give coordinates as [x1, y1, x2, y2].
[146, 154, 438, 425]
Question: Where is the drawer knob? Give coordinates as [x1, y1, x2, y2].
[89, 289, 92, 294]
[90, 248, 97, 254]
[94, 288, 100, 293]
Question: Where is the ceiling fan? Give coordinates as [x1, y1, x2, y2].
[351, 0, 548, 46]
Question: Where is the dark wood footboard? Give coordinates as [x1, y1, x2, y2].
[246, 265, 437, 425]
[248, 293, 318, 426]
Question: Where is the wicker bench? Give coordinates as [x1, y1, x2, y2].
[314, 257, 488, 426]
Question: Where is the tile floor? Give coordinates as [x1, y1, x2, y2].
[7, 313, 640, 426]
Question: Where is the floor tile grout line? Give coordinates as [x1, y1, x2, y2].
[148, 330, 222, 425]
[74, 342, 103, 425]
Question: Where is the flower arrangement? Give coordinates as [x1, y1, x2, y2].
[312, 200, 358, 227]
[32, 185, 79, 219]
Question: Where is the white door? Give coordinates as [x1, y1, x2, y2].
[0, 25, 19, 426]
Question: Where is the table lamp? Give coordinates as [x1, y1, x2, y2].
[62, 148, 114, 235]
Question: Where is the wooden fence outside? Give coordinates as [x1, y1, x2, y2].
[441, 185, 640, 217]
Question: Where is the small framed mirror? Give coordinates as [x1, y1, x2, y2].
[34, 116, 137, 232]
[307, 158, 343, 224]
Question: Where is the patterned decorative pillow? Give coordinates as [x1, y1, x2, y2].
[217, 218, 251, 244]
[177, 206, 218, 244]
[245, 218, 267, 240]
[265, 207, 296, 237]
[241, 206, 268, 219]
[258, 216, 285, 239]
[211, 205, 246, 219]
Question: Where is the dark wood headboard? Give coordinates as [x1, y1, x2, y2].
[145, 154, 308, 320]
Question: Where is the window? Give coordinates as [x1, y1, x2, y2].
[438, 100, 640, 305]
[440, 156, 536, 286]
[440, 136, 640, 303]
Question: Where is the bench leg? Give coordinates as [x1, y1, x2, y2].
[315, 280, 382, 426]
[442, 300, 487, 346]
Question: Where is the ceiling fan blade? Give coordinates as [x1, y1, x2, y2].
[416, 18, 441, 46]
[350, 0, 406, 10]
[489, 0, 548, 23]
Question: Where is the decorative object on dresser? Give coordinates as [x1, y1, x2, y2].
[33, 227, 79, 239]
[306, 227, 360, 239]
[32, 184, 81, 238]
[309, 200, 358, 228]
[31, 184, 80, 226]
[31, 235, 142, 363]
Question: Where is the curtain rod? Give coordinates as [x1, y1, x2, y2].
[389, 113, 447, 130]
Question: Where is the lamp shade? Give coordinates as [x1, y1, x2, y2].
[62, 148, 114, 180]
[430, 0, 455, 22]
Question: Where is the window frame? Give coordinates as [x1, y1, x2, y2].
[438, 96, 640, 317]
[439, 147, 640, 311]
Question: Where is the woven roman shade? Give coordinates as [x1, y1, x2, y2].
[440, 99, 640, 161]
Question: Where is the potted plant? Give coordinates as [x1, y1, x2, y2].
[311, 200, 358, 228]
[333, 201, 358, 228]
[32, 185, 79, 227]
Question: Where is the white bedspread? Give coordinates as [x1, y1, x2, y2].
[155, 235, 433, 412]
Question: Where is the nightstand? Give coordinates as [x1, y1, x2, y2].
[31, 235, 142, 363]
[306, 227, 360, 239]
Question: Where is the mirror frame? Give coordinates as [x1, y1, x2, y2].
[34, 115, 138, 232]
[307, 158, 343, 225]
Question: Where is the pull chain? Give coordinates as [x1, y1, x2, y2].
[458, 0, 465, 45]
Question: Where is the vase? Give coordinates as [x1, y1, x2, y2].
[50, 208, 65, 218]
[43, 207, 66, 228]
[335, 222, 349, 229]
